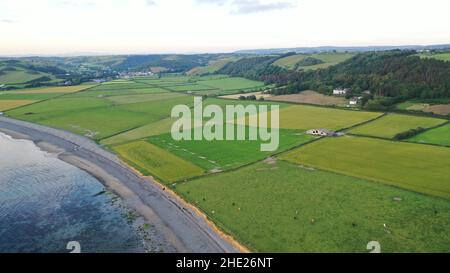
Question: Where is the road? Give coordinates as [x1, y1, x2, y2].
[0, 116, 240, 253]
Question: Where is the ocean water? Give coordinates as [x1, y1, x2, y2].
[0, 132, 145, 253]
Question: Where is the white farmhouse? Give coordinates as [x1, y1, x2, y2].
[349, 96, 363, 105]
[333, 88, 349, 96]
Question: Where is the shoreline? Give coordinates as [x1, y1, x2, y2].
[0, 117, 242, 253]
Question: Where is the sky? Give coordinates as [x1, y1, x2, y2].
[0, 0, 449, 56]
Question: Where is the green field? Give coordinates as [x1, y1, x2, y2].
[349, 114, 447, 139]
[408, 123, 450, 147]
[198, 77, 265, 92]
[416, 52, 450, 62]
[101, 117, 176, 146]
[0, 100, 37, 111]
[101, 97, 290, 146]
[88, 82, 151, 91]
[178, 160, 450, 252]
[277, 105, 381, 130]
[187, 58, 237, 76]
[274, 53, 355, 70]
[280, 136, 450, 200]
[3, 74, 450, 253]
[113, 141, 205, 182]
[12, 85, 95, 94]
[166, 84, 217, 92]
[148, 128, 313, 171]
[0, 92, 65, 101]
[6, 93, 194, 139]
[0, 70, 46, 84]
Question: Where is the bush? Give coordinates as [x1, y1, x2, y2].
[394, 127, 426, 140]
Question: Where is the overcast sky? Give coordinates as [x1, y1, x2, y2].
[0, 0, 449, 55]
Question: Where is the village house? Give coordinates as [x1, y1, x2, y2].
[333, 88, 349, 96]
[349, 96, 363, 105]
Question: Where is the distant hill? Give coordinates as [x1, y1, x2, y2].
[235, 44, 450, 55]
[0, 60, 66, 88]
[268, 51, 450, 109]
[273, 53, 355, 71]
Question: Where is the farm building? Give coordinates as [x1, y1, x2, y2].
[349, 96, 363, 105]
[333, 88, 349, 96]
[306, 129, 337, 137]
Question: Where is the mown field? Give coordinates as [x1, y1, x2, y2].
[5, 80, 195, 139]
[280, 136, 450, 200]
[178, 160, 450, 252]
[0, 70, 46, 85]
[0, 100, 36, 111]
[268, 90, 348, 106]
[0, 85, 95, 111]
[187, 57, 238, 76]
[133, 74, 265, 96]
[349, 114, 447, 139]
[113, 141, 205, 182]
[416, 52, 450, 62]
[147, 128, 312, 172]
[408, 123, 450, 147]
[277, 105, 381, 130]
[274, 53, 355, 70]
[396, 101, 450, 116]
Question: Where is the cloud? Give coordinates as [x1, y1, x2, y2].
[145, 0, 157, 6]
[231, 0, 297, 14]
[0, 19, 15, 23]
[196, 0, 297, 14]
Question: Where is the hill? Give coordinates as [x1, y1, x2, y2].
[0, 60, 66, 88]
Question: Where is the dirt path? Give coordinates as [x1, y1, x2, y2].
[0, 116, 240, 253]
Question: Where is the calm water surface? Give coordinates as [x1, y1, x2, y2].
[0, 132, 145, 253]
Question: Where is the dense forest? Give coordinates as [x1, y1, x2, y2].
[218, 51, 450, 110]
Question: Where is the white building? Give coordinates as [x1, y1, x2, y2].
[349, 96, 363, 105]
[333, 88, 349, 96]
[306, 129, 336, 137]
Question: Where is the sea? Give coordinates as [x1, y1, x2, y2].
[0, 132, 147, 253]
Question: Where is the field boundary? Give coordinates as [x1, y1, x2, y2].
[278, 135, 450, 202]
[3, 84, 100, 112]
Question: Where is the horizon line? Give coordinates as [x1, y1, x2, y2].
[1, 43, 449, 58]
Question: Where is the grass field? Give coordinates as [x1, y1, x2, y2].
[0, 100, 37, 111]
[112, 141, 205, 182]
[269, 90, 348, 106]
[276, 105, 381, 130]
[105, 92, 185, 105]
[199, 77, 265, 92]
[88, 82, 150, 91]
[6, 93, 193, 139]
[396, 101, 450, 116]
[274, 53, 355, 70]
[0, 70, 43, 84]
[349, 114, 447, 139]
[12, 85, 95, 94]
[166, 84, 217, 92]
[101, 117, 176, 145]
[408, 123, 450, 147]
[416, 52, 450, 62]
[0, 92, 64, 100]
[187, 58, 237, 76]
[3, 74, 450, 252]
[148, 128, 313, 171]
[280, 136, 450, 200]
[177, 160, 450, 252]
[69, 87, 168, 98]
